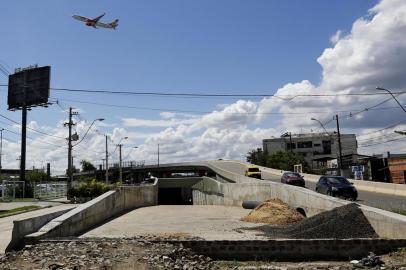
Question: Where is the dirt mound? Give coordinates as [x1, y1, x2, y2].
[248, 203, 379, 239]
[241, 199, 305, 225]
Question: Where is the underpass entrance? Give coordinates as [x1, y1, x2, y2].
[158, 187, 193, 205]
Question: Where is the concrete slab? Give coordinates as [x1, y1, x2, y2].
[82, 205, 266, 240]
[0, 204, 75, 254]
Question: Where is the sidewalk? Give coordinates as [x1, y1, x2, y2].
[0, 200, 65, 211]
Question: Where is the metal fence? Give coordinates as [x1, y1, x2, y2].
[33, 182, 67, 200]
[0, 180, 25, 201]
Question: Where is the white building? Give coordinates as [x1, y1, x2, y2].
[262, 132, 358, 169]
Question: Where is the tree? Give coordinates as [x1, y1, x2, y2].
[246, 148, 268, 166]
[26, 170, 47, 182]
[80, 160, 96, 172]
[267, 151, 309, 172]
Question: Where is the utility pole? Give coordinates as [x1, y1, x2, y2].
[0, 129, 3, 182]
[157, 144, 160, 178]
[105, 135, 109, 184]
[335, 115, 344, 175]
[64, 107, 77, 190]
[289, 132, 293, 153]
[118, 144, 123, 182]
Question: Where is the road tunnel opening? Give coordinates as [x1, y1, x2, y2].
[158, 188, 193, 205]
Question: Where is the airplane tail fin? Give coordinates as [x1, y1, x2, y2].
[111, 19, 119, 29]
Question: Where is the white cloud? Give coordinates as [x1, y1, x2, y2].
[330, 30, 343, 44]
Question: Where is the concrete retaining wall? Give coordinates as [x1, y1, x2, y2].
[192, 176, 406, 239]
[176, 239, 406, 260]
[6, 208, 73, 252]
[26, 183, 158, 241]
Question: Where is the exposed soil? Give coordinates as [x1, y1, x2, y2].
[241, 199, 305, 225]
[243, 203, 379, 239]
[1, 239, 405, 270]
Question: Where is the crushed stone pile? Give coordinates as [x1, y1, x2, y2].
[241, 198, 305, 225]
[247, 203, 379, 239]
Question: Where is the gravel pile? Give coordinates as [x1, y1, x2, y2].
[246, 203, 379, 239]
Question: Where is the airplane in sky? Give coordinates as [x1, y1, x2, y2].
[72, 13, 119, 29]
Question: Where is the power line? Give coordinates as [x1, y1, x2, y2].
[1, 84, 406, 98]
[0, 113, 66, 140]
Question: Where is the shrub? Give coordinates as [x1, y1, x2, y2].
[68, 179, 114, 199]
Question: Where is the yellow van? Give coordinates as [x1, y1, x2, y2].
[245, 166, 262, 179]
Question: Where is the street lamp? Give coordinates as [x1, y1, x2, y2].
[311, 117, 329, 134]
[376, 87, 406, 113]
[117, 136, 128, 182]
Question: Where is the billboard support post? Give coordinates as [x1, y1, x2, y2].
[20, 106, 27, 182]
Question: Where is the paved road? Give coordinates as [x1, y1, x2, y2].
[0, 204, 75, 254]
[211, 160, 406, 211]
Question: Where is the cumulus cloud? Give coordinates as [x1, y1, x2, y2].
[330, 30, 343, 44]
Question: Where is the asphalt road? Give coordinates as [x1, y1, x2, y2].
[211, 160, 406, 212]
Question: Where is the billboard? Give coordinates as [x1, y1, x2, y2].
[8, 66, 50, 110]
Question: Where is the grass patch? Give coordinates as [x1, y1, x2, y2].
[391, 208, 406, 216]
[0, 205, 41, 218]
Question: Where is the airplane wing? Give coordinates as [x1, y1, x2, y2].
[93, 13, 106, 22]
[72, 15, 88, 22]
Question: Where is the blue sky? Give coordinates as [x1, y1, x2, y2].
[5, 0, 406, 173]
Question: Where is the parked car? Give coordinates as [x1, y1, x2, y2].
[315, 176, 358, 201]
[245, 166, 262, 179]
[281, 172, 305, 187]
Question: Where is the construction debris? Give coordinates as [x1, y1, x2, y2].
[245, 203, 379, 239]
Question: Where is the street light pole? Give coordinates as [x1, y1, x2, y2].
[118, 144, 123, 182]
[311, 117, 329, 134]
[376, 87, 406, 113]
[116, 136, 128, 183]
[335, 115, 344, 175]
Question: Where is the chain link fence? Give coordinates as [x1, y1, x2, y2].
[0, 180, 25, 201]
[33, 182, 67, 200]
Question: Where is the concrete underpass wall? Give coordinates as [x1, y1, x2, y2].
[192, 176, 406, 239]
[26, 183, 158, 241]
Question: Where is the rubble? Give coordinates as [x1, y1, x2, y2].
[0, 237, 217, 270]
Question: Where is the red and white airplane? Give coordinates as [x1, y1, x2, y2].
[72, 13, 119, 29]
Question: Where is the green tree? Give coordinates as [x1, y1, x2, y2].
[266, 151, 308, 171]
[246, 148, 268, 166]
[26, 170, 47, 182]
[80, 160, 96, 172]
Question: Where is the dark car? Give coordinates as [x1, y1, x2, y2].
[315, 176, 358, 200]
[281, 172, 305, 187]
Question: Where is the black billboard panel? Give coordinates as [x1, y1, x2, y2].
[8, 66, 50, 110]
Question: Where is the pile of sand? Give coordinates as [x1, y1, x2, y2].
[241, 198, 305, 225]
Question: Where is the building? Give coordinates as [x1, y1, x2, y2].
[388, 153, 406, 184]
[262, 132, 358, 171]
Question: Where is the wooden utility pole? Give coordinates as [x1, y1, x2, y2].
[65, 107, 77, 190]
